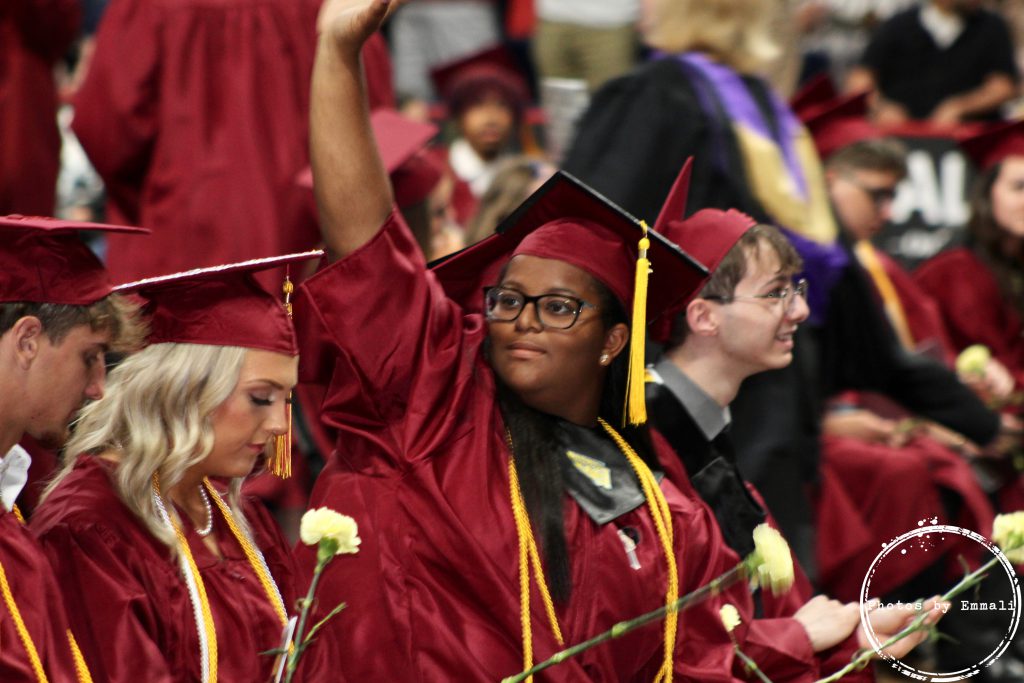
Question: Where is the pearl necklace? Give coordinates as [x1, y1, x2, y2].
[195, 484, 213, 537]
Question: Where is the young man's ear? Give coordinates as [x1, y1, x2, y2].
[685, 299, 718, 337]
[10, 316, 44, 366]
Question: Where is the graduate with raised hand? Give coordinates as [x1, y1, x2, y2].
[292, 0, 779, 680]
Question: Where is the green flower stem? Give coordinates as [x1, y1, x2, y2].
[733, 644, 774, 683]
[283, 553, 330, 683]
[814, 554, 1002, 683]
[500, 565, 746, 683]
[304, 601, 347, 645]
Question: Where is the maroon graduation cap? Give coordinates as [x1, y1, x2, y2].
[957, 118, 1024, 171]
[115, 251, 323, 356]
[429, 170, 706, 318]
[799, 91, 881, 160]
[297, 109, 441, 209]
[790, 73, 839, 119]
[0, 215, 148, 305]
[429, 169, 706, 424]
[649, 158, 758, 343]
[430, 45, 530, 117]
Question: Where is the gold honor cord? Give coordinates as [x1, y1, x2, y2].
[0, 552, 47, 682]
[597, 418, 679, 683]
[9, 504, 93, 682]
[153, 475, 297, 681]
[507, 433, 565, 683]
[66, 631, 93, 683]
[853, 240, 915, 350]
[508, 421, 680, 682]
[152, 474, 218, 683]
[202, 480, 289, 629]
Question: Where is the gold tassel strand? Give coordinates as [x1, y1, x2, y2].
[625, 222, 651, 426]
[271, 275, 295, 478]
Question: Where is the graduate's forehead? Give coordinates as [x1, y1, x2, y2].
[499, 255, 602, 298]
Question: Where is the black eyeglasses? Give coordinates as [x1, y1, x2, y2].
[846, 175, 898, 208]
[483, 286, 595, 329]
[703, 278, 809, 311]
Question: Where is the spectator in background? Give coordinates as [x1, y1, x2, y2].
[463, 155, 554, 244]
[389, 0, 500, 103]
[532, 0, 640, 93]
[847, 0, 1018, 125]
[564, 0, 839, 244]
[916, 120, 1024, 392]
[71, 0, 393, 286]
[0, 0, 81, 215]
[795, 0, 917, 91]
[432, 47, 532, 226]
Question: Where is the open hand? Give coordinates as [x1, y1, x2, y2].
[318, 0, 402, 53]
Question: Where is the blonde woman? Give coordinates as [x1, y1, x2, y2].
[31, 254, 317, 683]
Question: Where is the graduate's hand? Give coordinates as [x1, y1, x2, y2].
[793, 595, 860, 652]
[317, 0, 401, 54]
[822, 409, 908, 447]
[857, 597, 945, 659]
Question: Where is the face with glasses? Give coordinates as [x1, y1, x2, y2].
[827, 168, 902, 241]
[697, 247, 810, 374]
[485, 254, 629, 422]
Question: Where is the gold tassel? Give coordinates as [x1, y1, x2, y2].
[270, 276, 295, 478]
[625, 222, 651, 426]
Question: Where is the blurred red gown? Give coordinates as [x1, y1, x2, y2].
[31, 458, 299, 682]
[915, 247, 1024, 385]
[72, 0, 394, 284]
[818, 247, 998, 601]
[293, 211, 814, 681]
[0, 508, 80, 681]
[0, 0, 80, 215]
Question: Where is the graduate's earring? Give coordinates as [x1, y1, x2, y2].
[599, 353, 610, 365]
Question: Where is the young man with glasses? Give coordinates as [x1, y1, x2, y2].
[645, 195, 938, 679]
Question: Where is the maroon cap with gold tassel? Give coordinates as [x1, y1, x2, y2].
[116, 250, 323, 478]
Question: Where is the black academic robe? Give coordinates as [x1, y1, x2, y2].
[563, 56, 769, 226]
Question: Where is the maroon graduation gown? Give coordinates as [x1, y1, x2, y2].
[0, 507, 80, 681]
[71, 0, 325, 284]
[817, 249, 999, 601]
[0, 0, 80, 215]
[816, 248, 999, 600]
[656, 446, 867, 682]
[294, 211, 765, 681]
[31, 458, 297, 683]
[915, 247, 1024, 386]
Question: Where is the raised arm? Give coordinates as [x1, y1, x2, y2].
[311, 0, 400, 260]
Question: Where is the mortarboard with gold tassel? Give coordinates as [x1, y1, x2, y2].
[116, 250, 323, 476]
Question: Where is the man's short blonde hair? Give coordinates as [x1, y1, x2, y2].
[0, 294, 146, 352]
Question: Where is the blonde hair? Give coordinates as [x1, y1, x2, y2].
[47, 343, 251, 552]
[643, 0, 780, 75]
